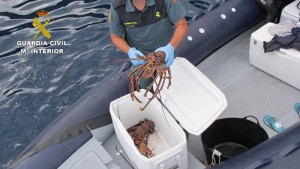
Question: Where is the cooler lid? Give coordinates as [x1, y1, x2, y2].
[282, 0, 300, 19]
[154, 57, 227, 136]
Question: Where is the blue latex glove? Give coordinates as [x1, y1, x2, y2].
[128, 47, 145, 66]
[155, 44, 174, 67]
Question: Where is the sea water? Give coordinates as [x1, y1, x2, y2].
[0, 0, 124, 167]
[0, 0, 205, 168]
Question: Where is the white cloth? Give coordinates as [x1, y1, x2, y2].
[268, 20, 296, 36]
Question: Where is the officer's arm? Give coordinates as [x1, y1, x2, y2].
[110, 33, 131, 54]
[169, 18, 188, 49]
[109, 7, 131, 54]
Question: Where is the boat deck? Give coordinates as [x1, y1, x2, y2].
[98, 22, 300, 168]
[190, 22, 300, 162]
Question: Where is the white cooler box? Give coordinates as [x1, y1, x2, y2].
[280, 0, 300, 23]
[110, 57, 227, 169]
[249, 23, 300, 90]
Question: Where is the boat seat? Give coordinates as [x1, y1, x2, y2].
[58, 136, 120, 169]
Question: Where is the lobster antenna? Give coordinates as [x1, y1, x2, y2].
[155, 81, 171, 129]
[98, 56, 145, 69]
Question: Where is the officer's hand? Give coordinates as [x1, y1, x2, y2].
[155, 44, 174, 67]
[128, 47, 145, 66]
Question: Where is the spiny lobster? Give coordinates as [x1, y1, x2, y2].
[128, 51, 172, 111]
[127, 118, 155, 158]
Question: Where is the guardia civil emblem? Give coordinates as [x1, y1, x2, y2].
[32, 10, 52, 39]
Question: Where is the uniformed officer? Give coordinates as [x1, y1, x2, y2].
[109, 0, 188, 88]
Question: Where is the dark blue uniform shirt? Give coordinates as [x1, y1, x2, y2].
[109, 0, 187, 54]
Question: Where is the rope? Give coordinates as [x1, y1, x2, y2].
[210, 149, 222, 167]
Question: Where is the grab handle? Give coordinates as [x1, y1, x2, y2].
[245, 158, 273, 169]
[278, 141, 300, 157]
[243, 115, 260, 125]
[206, 3, 220, 12]
[192, 3, 220, 21]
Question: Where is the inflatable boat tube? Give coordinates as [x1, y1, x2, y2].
[176, 0, 266, 64]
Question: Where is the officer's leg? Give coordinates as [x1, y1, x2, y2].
[139, 77, 153, 90]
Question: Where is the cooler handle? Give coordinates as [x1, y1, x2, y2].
[274, 50, 300, 64]
[175, 154, 181, 166]
[243, 115, 260, 125]
[155, 154, 181, 169]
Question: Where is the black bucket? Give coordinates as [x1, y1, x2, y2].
[201, 116, 269, 165]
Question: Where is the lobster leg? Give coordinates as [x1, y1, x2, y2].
[128, 67, 143, 103]
[128, 74, 136, 101]
[139, 72, 164, 111]
[130, 64, 147, 99]
[151, 71, 166, 104]
[150, 71, 166, 104]
[159, 72, 167, 92]
[167, 68, 172, 89]
[144, 73, 158, 97]
[135, 65, 148, 92]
